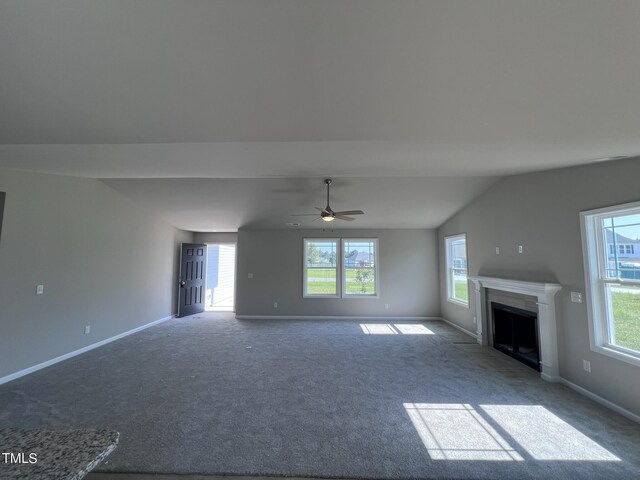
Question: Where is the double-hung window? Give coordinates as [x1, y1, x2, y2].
[304, 239, 339, 297]
[342, 239, 378, 297]
[303, 238, 378, 298]
[581, 201, 640, 365]
[445, 234, 468, 306]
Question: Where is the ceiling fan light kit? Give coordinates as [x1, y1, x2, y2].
[292, 178, 365, 223]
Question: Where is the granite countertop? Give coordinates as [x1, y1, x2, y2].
[0, 428, 119, 480]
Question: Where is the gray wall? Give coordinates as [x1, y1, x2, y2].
[193, 232, 237, 244]
[438, 156, 640, 417]
[236, 228, 439, 317]
[0, 168, 193, 379]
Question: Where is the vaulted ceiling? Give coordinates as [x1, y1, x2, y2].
[1, 1, 639, 230]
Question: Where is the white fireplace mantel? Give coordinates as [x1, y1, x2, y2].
[468, 276, 562, 382]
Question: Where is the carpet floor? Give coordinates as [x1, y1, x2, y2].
[1, 313, 640, 479]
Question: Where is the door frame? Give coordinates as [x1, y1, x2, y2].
[204, 241, 238, 312]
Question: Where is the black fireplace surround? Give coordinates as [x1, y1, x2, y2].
[491, 302, 540, 371]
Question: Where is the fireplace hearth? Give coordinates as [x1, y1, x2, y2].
[491, 302, 540, 370]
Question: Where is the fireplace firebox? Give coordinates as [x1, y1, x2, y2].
[491, 302, 540, 371]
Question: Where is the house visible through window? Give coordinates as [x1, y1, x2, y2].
[581, 202, 640, 366]
[304, 239, 339, 297]
[303, 238, 378, 298]
[343, 239, 378, 297]
[610, 244, 635, 255]
[445, 234, 468, 306]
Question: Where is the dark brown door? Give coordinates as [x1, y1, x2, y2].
[178, 243, 207, 317]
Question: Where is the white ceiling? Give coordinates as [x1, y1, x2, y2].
[1, 1, 639, 230]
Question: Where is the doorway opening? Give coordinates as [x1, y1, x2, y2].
[205, 243, 236, 311]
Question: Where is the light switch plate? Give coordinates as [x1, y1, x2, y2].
[36, 284, 44, 295]
[248, 273, 254, 278]
[571, 292, 583, 303]
[495, 247, 500, 255]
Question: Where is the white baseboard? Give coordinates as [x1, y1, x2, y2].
[0, 314, 176, 386]
[540, 372, 561, 383]
[235, 315, 439, 321]
[559, 378, 640, 425]
[439, 316, 478, 339]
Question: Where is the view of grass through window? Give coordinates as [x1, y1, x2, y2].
[600, 211, 640, 354]
[446, 234, 468, 305]
[455, 280, 469, 302]
[305, 240, 338, 295]
[611, 286, 640, 352]
[343, 240, 377, 296]
[304, 238, 378, 297]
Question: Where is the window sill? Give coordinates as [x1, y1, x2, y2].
[343, 295, 380, 299]
[447, 298, 469, 309]
[303, 295, 340, 299]
[592, 344, 640, 367]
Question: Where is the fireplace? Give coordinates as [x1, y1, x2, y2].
[491, 302, 540, 371]
[468, 276, 561, 382]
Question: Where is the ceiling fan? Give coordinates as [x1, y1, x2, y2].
[292, 178, 364, 222]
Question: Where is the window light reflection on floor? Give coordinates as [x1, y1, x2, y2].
[479, 405, 620, 461]
[404, 403, 620, 462]
[394, 324, 435, 335]
[360, 324, 398, 334]
[360, 324, 435, 335]
[404, 403, 524, 461]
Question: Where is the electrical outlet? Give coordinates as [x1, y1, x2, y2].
[583, 360, 591, 373]
[518, 245, 523, 254]
[248, 273, 254, 279]
[273, 302, 278, 308]
[495, 247, 500, 255]
[571, 292, 583, 303]
[473, 316, 477, 324]
[84, 325, 91, 335]
[385, 303, 390, 309]
[36, 284, 44, 295]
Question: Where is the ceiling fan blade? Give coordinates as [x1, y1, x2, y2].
[333, 210, 364, 216]
[335, 215, 355, 221]
[312, 216, 322, 222]
[291, 213, 320, 216]
[314, 206, 327, 213]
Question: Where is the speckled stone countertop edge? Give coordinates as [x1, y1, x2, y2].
[0, 428, 120, 480]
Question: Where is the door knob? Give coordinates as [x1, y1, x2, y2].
[180, 281, 186, 287]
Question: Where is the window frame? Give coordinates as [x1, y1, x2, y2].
[445, 233, 469, 308]
[580, 200, 640, 367]
[303, 238, 340, 298]
[341, 238, 380, 299]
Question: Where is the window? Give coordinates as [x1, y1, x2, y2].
[303, 238, 379, 298]
[343, 239, 378, 297]
[581, 201, 640, 366]
[304, 239, 339, 297]
[445, 234, 468, 306]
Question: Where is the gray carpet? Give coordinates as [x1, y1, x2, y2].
[1, 313, 639, 479]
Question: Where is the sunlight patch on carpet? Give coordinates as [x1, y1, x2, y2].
[404, 403, 523, 461]
[405, 403, 621, 462]
[394, 324, 435, 335]
[360, 324, 398, 335]
[480, 405, 621, 461]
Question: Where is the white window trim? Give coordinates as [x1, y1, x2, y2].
[303, 238, 340, 298]
[445, 233, 469, 308]
[341, 238, 380, 299]
[580, 200, 640, 367]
